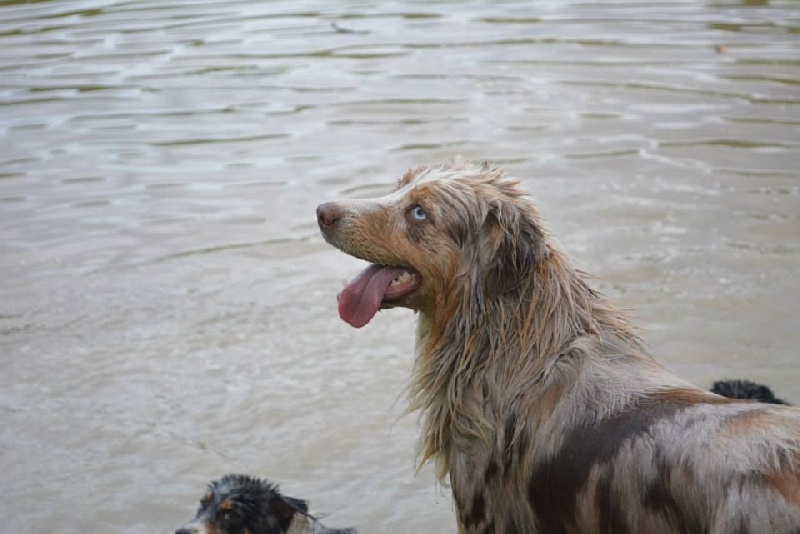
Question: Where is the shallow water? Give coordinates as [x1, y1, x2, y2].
[1, 0, 798, 532]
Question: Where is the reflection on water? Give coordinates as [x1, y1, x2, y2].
[1, 1, 798, 532]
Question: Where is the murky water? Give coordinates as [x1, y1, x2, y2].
[1, 0, 798, 532]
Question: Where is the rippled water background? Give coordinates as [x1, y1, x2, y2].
[1, 0, 798, 532]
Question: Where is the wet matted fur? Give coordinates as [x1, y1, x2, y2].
[176, 474, 356, 534]
[317, 160, 800, 534]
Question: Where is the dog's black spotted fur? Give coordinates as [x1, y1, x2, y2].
[176, 474, 356, 534]
[711, 379, 790, 405]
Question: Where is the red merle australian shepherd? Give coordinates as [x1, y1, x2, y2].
[317, 160, 800, 534]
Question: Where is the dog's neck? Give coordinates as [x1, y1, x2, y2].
[410, 250, 644, 477]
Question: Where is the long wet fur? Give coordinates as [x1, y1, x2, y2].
[317, 160, 800, 534]
[176, 474, 356, 534]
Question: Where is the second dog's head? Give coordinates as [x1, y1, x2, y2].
[317, 160, 550, 327]
[711, 379, 790, 405]
[176, 474, 356, 534]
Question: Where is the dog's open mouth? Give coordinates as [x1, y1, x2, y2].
[338, 264, 421, 328]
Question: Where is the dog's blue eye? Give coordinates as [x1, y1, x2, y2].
[411, 205, 427, 221]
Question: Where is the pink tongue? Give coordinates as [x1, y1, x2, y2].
[338, 265, 408, 328]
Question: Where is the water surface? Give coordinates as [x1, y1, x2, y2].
[1, 1, 798, 532]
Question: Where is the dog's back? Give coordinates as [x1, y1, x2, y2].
[449, 339, 800, 534]
[523, 360, 800, 533]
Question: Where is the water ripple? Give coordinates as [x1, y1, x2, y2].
[1, 1, 798, 533]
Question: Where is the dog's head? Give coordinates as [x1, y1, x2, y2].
[176, 475, 355, 534]
[317, 160, 549, 328]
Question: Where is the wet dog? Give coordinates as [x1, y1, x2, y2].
[711, 378, 790, 405]
[176, 474, 356, 534]
[317, 160, 800, 534]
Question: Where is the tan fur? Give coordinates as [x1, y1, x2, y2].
[318, 160, 800, 534]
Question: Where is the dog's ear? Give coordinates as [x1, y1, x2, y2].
[270, 495, 307, 528]
[481, 201, 548, 295]
[280, 495, 309, 514]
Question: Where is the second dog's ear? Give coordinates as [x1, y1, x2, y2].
[270, 496, 308, 529]
[281, 495, 309, 514]
[481, 201, 548, 295]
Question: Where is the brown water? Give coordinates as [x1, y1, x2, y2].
[1, 0, 798, 532]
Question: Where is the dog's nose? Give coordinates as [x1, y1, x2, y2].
[317, 202, 342, 229]
[175, 529, 194, 534]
